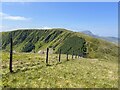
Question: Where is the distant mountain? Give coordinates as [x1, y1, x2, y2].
[81, 31, 95, 37]
[81, 30, 119, 44]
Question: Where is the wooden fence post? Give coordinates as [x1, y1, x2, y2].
[67, 52, 68, 61]
[10, 33, 13, 73]
[59, 49, 61, 62]
[46, 48, 49, 65]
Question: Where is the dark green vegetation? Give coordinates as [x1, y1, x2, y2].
[1, 28, 118, 59]
[2, 29, 87, 55]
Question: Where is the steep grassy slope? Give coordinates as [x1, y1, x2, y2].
[2, 29, 86, 54]
[2, 28, 118, 59]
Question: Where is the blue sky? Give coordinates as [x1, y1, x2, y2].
[1, 2, 118, 37]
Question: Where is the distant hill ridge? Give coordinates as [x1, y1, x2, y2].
[1, 28, 118, 59]
[81, 30, 119, 44]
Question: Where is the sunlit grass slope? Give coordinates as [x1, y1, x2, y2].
[2, 52, 118, 88]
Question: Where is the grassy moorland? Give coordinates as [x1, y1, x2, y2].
[1, 29, 118, 88]
[1, 51, 118, 88]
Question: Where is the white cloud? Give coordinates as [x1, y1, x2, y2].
[0, 26, 55, 32]
[4, 16, 29, 20]
[0, 26, 46, 32]
[0, 25, 12, 32]
[41, 27, 53, 29]
[0, 12, 31, 21]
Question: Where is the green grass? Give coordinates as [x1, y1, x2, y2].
[1, 51, 118, 88]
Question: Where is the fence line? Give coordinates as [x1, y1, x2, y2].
[9, 34, 86, 72]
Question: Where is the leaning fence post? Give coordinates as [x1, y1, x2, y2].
[59, 49, 61, 62]
[46, 48, 49, 65]
[10, 33, 13, 73]
[66, 52, 68, 61]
